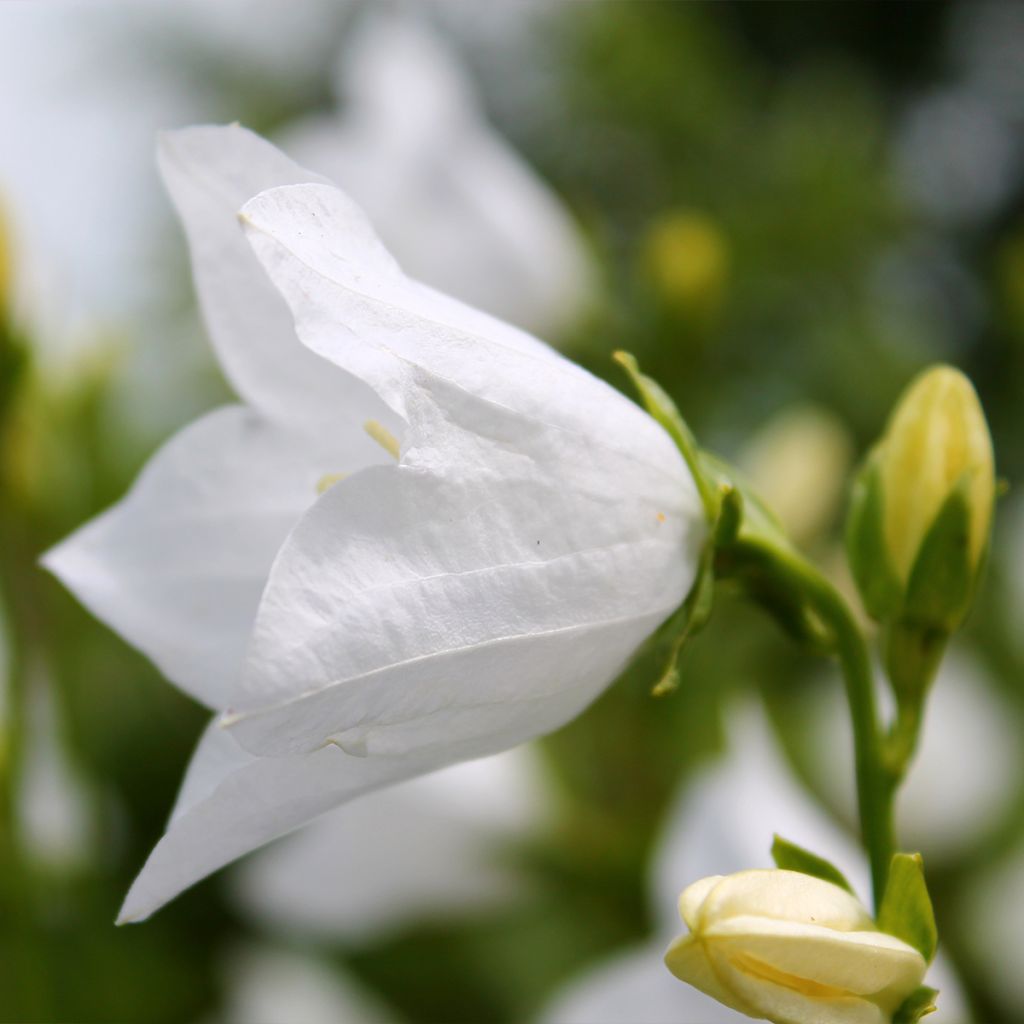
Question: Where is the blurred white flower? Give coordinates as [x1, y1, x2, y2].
[44, 125, 703, 922]
[16, 669, 94, 871]
[233, 746, 550, 944]
[959, 835, 1024, 1013]
[280, 8, 593, 337]
[802, 650, 1020, 863]
[209, 943, 398, 1024]
[539, 701, 969, 1024]
[737, 404, 853, 549]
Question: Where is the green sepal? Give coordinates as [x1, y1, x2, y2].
[713, 482, 742, 548]
[903, 473, 976, 631]
[613, 350, 718, 522]
[893, 986, 939, 1024]
[771, 835, 855, 894]
[877, 853, 938, 964]
[648, 543, 716, 697]
[845, 447, 904, 622]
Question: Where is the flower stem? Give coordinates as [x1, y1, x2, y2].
[802, 575, 895, 909]
[733, 544, 895, 909]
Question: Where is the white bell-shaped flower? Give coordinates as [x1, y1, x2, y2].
[44, 124, 703, 922]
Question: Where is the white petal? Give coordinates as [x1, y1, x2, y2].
[118, 718, 449, 923]
[677, 874, 722, 931]
[281, 10, 592, 337]
[707, 916, 925, 996]
[227, 181, 701, 756]
[43, 405, 384, 708]
[699, 870, 874, 934]
[158, 123, 386, 427]
[225, 440, 694, 755]
[232, 747, 549, 942]
[237, 180, 671, 461]
[708, 942, 889, 1024]
[540, 943, 746, 1024]
[663, 934, 761, 1019]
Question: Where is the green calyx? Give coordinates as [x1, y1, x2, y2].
[615, 352, 841, 694]
[877, 852, 937, 965]
[893, 986, 939, 1024]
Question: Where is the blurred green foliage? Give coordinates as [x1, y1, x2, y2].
[3, 3, 1024, 1022]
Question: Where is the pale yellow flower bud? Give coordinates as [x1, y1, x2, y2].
[879, 366, 994, 587]
[665, 870, 927, 1024]
[846, 365, 995, 633]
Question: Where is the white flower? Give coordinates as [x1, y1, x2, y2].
[960, 834, 1024, 1014]
[232, 746, 550, 943]
[539, 702, 970, 1024]
[279, 9, 593, 337]
[43, 124, 703, 922]
[212, 943, 399, 1024]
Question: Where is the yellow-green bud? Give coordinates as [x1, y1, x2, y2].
[846, 365, 995, 633]
[881, 367, 993, 587]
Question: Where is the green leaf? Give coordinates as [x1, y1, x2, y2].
[903, 474, 975, 631]
[771, 835, 855, 894]
[844, 448, 904, 622]
[893, 985, 939, 1024]
[877, 853, 938, 964]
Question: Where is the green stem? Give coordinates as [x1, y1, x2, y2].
[804, 577, 895, 908]
[885, 701, 922, 782]
[736, 545, 895, 909]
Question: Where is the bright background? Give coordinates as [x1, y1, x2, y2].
[1, 2, 1023, 1022]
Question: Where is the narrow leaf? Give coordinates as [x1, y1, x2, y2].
[771, 835, 855, 894]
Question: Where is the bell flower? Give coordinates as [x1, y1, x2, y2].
[539, 702, 967, 1024]
[279, 8, 593, 337]
[665, 869, 927, 1024]
[43, 124, 704, 921]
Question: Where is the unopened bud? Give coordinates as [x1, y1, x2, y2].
[846, 365, 995, 633]
[665, 870, 928, 1024]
